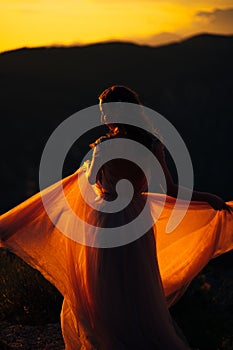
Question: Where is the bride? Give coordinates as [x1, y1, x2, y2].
[0, 85, 232, 349]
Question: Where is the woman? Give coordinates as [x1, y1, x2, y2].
[0, 85, 232, 349]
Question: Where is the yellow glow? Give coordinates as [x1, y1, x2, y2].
[0, 0, 232, 52]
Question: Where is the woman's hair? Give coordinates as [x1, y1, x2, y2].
[99, 85, 141, 105]
[93, 85, 159, 150]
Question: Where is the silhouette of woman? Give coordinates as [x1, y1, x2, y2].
[0, 85, 232, 349]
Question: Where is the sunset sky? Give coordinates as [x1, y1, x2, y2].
[1, 0, 233, 52]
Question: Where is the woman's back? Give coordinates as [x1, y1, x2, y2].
[94, 135, 150, 200]
[79, 133, 190, 349]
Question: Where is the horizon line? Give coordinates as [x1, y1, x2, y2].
[1, 31, 233, 55]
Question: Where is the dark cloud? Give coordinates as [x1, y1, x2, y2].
[195, 8, 233, 33]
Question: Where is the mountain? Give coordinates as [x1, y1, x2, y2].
[0, 33, 233, 212]
[134, 31, 182, 46]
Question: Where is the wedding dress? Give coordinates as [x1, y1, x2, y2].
[0, 137, 232, 349]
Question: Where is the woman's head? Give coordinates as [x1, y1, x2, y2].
[99, 85, 141, 105]
[98, 85, 144, 130]
[94, 84, 160, 148]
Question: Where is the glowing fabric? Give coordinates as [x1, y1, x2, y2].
[0, 168, 232, 349]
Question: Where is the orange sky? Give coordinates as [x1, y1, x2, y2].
[0, 0, 233, 52]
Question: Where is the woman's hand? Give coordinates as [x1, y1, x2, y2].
[207, 194, 232, 213]
[82, 160, 91, 171]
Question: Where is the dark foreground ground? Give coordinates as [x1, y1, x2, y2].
[0, 322, 64, 350]
[0, 249, 232, 350]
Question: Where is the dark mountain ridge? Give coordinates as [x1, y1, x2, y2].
[0, 33, 233, 212]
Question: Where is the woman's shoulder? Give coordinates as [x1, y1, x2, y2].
[90, 130, 162, 150]
[89, 134, 111, 149]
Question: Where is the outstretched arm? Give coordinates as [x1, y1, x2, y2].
[153, 141, 232, 213]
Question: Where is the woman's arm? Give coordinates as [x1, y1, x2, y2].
[83, 145, 101, 185]
[153, 141, 232, 213]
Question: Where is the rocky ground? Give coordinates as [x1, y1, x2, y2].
[0, 322, 64, 350]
